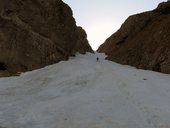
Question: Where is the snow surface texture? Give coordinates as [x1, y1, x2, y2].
[0, 52, 170, 128]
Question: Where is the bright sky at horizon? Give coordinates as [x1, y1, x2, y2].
[63, 0, 166, 50]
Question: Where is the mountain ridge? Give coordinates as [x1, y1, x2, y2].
[0, 0, 93, 77]
[98, 1, 170, 74]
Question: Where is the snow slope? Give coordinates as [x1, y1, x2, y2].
[0, 52, 170, 128]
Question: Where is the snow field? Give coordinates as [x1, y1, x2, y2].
[0, 52, 170, 128]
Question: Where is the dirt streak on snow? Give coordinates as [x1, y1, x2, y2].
[0, 52, 170, 128]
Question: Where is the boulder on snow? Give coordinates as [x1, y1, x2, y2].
[0, 0, 93, 76]
[98, 1, 170, 74]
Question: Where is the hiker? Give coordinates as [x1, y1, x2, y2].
[96, 57, 99, 62]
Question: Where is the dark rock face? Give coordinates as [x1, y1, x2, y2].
[98, 1, 170, 74]
[0, 0, 93, 76]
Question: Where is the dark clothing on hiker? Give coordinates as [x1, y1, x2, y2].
[96, 57, 99, 62]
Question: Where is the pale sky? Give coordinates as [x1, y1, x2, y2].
[63, 0, 166, 50]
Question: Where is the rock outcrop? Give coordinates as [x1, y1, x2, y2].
[0, 0, 93, 76]
[98, 1, 170, 74]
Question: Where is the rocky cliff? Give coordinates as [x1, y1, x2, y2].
[98, 1, 170, 74]
[0, 0, 93, 76]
